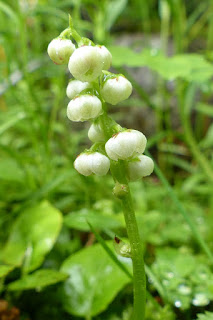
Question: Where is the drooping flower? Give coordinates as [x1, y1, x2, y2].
[74, 152, 110, 176]
[127, 155, 154, 181]
[96, 45, 112, 70]
[67, 94, 102, 122]
[88, 123, 105, 142]
[66, 80, 92, 99]
[101, 75, 132, 105]
[105, 129, 147, 161]
[47, 38, 75, 65]
[68, 46, 103, 82]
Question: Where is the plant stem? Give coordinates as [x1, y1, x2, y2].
[98, 96, 146, 320]
[121, 190, 146, 320]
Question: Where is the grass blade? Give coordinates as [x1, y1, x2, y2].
[146, 150, 213, 264]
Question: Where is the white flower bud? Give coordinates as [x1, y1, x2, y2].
[88, 123, 105, 142]
[74, 153, 92, 176]
[105, 129, 147, 161]
[68, 46, 103, 82]
[66, 80, 92, 99]
[100, 75, 132, 105]
[67, 94, 102, 122]
[96, 45, 112, 70]
[127, 155, 154, 181]
[47, 38, 75, 65]
[74, 152, 110, 176]
[89, 152, 110, 176]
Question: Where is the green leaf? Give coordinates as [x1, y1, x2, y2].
[0, 109, 26, 135]
[200, 124, 213, 149]
[64, 208, 123, 232]
[197, 311, 213, 320]
[0, 265, 15, 278]
[195, 103, 213, 117]
[8, 269, 68, 291]
[152, 247, 213, 310]
[109, 46, 213, 82]
[88, 222, 132, 280]
[2, 201, 63, 272]
[60, 241, 131, 317]
[105, 0, 128, 31]
[0, 1, 19, 24]
[0, 158, 24, 182]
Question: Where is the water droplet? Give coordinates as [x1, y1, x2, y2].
[178, 284, 191, 295]
[192, 293, 210, 306]
[174, 300, 182, 308]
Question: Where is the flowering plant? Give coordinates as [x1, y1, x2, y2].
[47, 15, 154, 320]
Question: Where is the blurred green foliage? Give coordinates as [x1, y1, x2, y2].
[0, 0, 213, 319]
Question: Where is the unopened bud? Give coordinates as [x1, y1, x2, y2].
[105, 129, 147, 161]
[88, 123, 105, 142]
[113, 182, 128, 198]
[89, 152, 110, 176]
[67, 94, 102, 122]
[127, 155, 154, 181]
[74, 152, 110, 176]
[47, 38, 75, 65]
[66, 80, 92, 99]
[68, 46, 103, 82]
[101, 75, 132, 105]
[96, 45, 112, 70]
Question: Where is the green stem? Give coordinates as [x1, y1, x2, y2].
[171, 0, 186, 53]
[121, 191, 146, 320]
[100, 111, 146, 320]
[160, 0, 170, 55]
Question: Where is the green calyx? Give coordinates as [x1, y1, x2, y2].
[100, 71, 126, 87]
[77, 88, 100, 98]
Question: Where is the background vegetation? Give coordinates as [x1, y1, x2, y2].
[0, 0, 213, 319]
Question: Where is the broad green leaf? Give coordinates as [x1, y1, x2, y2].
[2, 201, 63, 272]
[152, 248, 213, 310]
[8, 269, 68, 291]
[64, 208, 124, 232]
[60, 241, 131, 317]
[109, 46, 213, 82]
[0, 265, 15, 278]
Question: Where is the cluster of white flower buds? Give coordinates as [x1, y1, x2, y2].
[47, 19, 154, 181]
